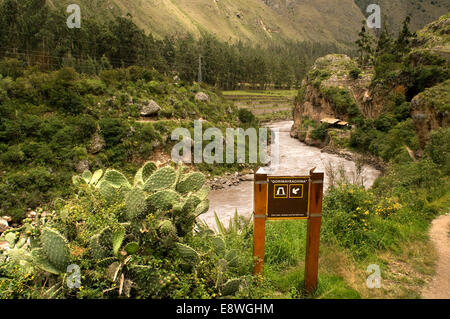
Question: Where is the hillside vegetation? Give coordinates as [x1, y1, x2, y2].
[0, 63, 251, 222]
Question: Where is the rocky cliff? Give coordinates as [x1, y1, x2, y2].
[291, 14, 449, 151]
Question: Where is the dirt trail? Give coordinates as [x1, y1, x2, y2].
[422, 213, 450, 299]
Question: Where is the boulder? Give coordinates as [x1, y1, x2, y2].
[89, 132, 106, 154]
[140, 100, 161, 116]
[195, 92, 209, 102]
[75, 160, 90, 174]
[0, 217, 8, 233]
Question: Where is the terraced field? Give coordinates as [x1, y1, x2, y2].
[222, 90, 297, 121]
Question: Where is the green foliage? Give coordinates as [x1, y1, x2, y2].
[238, 108, 256, 124]
[349, 68, 361, 79]
[310, 123, 329, 141]
[424, 127, 450, 175]
[321, 86, 358, 118]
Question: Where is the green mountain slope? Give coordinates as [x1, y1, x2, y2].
[354, 0, 450, 33]
[49, 0, 366, 46]
[48, 0, 450, 47]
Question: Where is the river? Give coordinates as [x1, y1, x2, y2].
[200, 121, 381, 228]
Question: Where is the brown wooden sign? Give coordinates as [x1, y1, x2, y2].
[267, 176, 310, 219]
[253, 168, 324, 294]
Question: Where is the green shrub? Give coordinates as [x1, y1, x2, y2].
[349, 68, 361, 79]
[310, 123, 328, 141]
[1, 145, 24, 164]
[425, 127, 450, 174]
[99, 118, 128, 147]
[238, 108, 256, 124]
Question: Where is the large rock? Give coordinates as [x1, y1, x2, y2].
[89, 132, 106, 154]
[0, 217, 9, 233]
[140, 100, 161, 116]
[75, 160, 90, 174]
[291, 54, 377, 144]
[195, 92, 209, 102]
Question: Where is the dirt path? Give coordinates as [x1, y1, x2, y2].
[422, 213, 450, 299]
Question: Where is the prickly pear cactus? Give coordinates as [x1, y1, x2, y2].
[81, 170, 93, 183]
[141, 162, 157, 182]
[175, 243, 199, 263]
[222, 278, 242, 296]
[176, 172, 206, 194]
[158, 220, 177, 237]
[125, 188, 148, 220]
[158, 220, 178, 248]
[90, 169, 103, 185]
[194, 200, 209, 217]
[41, 228, 70, 273]
[147, 190, 180, 212]
[143, 166, 177, 192]
[90, 227, 113, 260]
[103, 170, 131, 189]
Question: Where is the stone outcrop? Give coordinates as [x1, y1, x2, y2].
[89, 132, 106, 154]
[195, 92, 209, 102]
[140, 100, 161, 116]
[411, 80, 450, 148]
[291, 54, 378, 144]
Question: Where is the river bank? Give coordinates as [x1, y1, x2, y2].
[202, 120, 382, 228]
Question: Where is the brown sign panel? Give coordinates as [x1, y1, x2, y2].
[267, 176, 310, 219]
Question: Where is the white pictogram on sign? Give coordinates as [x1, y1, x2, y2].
[276, 187, 286, 196]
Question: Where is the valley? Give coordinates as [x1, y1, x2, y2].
[0, 0, 448, 301]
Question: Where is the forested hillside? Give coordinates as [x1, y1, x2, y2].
[0, 0, 348, 90]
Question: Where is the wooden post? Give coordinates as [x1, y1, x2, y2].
[253, 170, 267, 276]
[304, 168, 324, 294]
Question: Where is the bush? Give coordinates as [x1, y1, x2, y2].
[99, 117, 128, 147]
[310, 123, 328, 141]
[49, 87, 84, 114]
[1, 145, 24, 164]
[349, 68, 361, 79]
[425, 127, 450, 174]
[238, 108, 255, 124]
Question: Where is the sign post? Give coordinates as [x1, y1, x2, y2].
[253, 170, 267, 275]
[252, 167, 324, 294]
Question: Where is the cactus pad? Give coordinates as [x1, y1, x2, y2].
[158, 220, 177, 237]
[90, 169, 103, 185]
[141, 162, 157, 182]
[175, 243, 199, 263]
[176, 172, 206, 194]
[81, 170, 93, 183]
[194, 200, 209, 217]
[125, 188, 148, 220]
[195, 185, 210, 201]
[96, 180, 117, 200]
[147, 190, 180, 212]
[31, 248, 63, 275]
[41, 228, 70, 272]
[143, 166, 177, 192]
[222, 278, 242, 296]
[103, 170, 131, 189]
